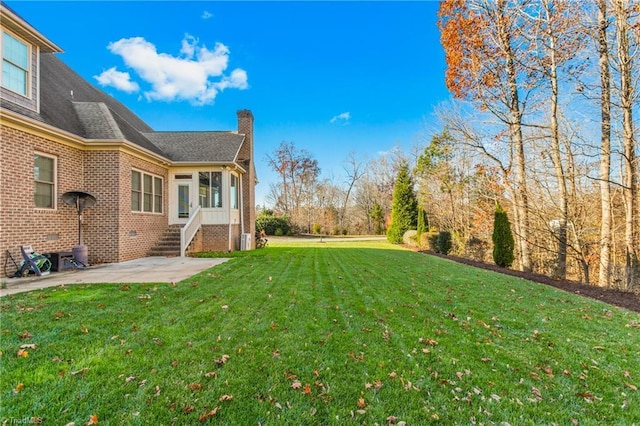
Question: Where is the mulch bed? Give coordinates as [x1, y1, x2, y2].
[417, 250, 640, 313]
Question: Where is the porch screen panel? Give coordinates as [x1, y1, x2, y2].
[199, 172, 211, 207]
[230, 174, 238, 209]
[198, 171, 222, 208]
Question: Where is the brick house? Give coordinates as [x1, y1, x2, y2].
[0, 4, 256, 274]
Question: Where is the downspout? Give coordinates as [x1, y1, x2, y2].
[240, 171, 245, 235]
[227, 170, 232, 252]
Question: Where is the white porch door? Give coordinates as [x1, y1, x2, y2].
[174, 182, 192, 223]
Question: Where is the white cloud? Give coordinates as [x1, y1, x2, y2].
[99, 34, 248, 105]
[202, 10, 213, 19]
[330, 112, 351, 125]
[94, 67, 140, 93]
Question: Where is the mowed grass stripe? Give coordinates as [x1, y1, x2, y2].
[1, 240, 638, 424]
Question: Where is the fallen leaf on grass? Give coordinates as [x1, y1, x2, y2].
[624, 382, 638, 391]
[291, 380, 302, 389]
[16, 349, 28, 358]
[13, 382, 24, 393]
[419, 338, 438, 346]
[71, 368, 88, 376]
[219, 394, 233, 401]
[85, 414, 98, 425]
[188, 383, 203, 391]
[18, 331, 33, 339]
[199, 407, 219, 422]
[215, 354, 230, 365]
[357, 398, 366, 408]
[204, 371, 218, 378]
[303, 384, 312, 395]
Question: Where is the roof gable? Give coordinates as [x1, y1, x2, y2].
[143, 132, 245, 163]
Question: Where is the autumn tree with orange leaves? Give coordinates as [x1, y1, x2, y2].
[438, 0, 534, 272]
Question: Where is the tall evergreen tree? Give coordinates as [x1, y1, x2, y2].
[492, 202, 515, 268]
[387, 162, 418, 244]
[416, 206, 429, 238]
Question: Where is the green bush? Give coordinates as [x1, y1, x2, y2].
[428, 232, 440, 252]
[492, 203, 515, 268]
[312, 223, 322, 234]
[275, 228, 284, 236]
[256, 210, 291, 236]
[437, 231, 453, 255]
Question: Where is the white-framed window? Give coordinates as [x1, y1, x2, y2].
[132, 170, 162, 213]
[2, 31, 30, 96]
[230, 174, 239, 209]
[34, 153, 56, 209]
[199, 171, 222, 208]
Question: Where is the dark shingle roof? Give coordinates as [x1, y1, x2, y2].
[2, 52, 245, 163]
[143, 132, 244, 163]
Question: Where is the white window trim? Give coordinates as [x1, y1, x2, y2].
[1, 29, 32, 98]
[34, 151, 56, 210]
[131, 169, 163, 214]
[230, 172, 239, 210]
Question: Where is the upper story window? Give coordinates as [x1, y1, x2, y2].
[2, 31, 29, 96]
[132, 170, 163, 213]
[34, 153, 56, 209]
[199, 171, 222, 208]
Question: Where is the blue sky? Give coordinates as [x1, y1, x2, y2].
[8, 1, 450, 206]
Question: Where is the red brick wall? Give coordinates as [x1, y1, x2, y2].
[201, 224, 241, 252]
[237, 110, 256, 247]
[1, 126, 84, 275]
[116, 153, 168, 262]
[0, 124, 170, 273]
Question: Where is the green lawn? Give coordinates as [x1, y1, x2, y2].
[1, 240, 639, 425]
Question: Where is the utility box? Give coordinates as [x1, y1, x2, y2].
[240, 233, 252, 251]
[44, 251, 73, 272]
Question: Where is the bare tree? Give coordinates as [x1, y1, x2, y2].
[439, 0, 535, 271]
[339, 152, 366, 232]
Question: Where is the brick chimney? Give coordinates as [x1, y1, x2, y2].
[237, 109, 256, 247]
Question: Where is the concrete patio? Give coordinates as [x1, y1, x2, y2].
[0, 256, 230, 297]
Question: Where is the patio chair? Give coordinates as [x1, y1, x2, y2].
[19, 245, 52, 277]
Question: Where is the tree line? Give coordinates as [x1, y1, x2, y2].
[261, 0, 638, 291]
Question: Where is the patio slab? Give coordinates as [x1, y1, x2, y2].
[0, 256, 230, 297]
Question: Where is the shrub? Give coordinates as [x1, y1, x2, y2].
[387, 162, 418, 244]
[466, 236, 488, 262]
[492, 202, 515, 268]
[256, 210, 291, 236]
[437, 231, 453, 255]
[428, 232, 440, 252]
[275, 228, 284, 236]
[312, 223, 322, 234]
[416, 206, 428, 238]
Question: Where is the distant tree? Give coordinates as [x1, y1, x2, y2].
[266, 141, 320, 226]
[416, 206, 429, 238]
[492, 202, 515, 268]
[370, 202, 385, 235]
[387, 162, 418, 244]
